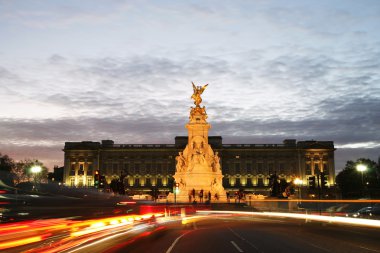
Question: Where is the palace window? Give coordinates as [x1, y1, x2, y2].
[70, 164, 75, 176]
[257, 177, 264, 187]
[268, 163, 274, 174]
[279, 163, 285, 174]
[70, 177, 75, 186]
[246, 163, 252, 174]
[135, 164, 140, 173]
[162, 164, 168, 175]
[140, 164, 146, 174]
[257, 163, 263, 174]
[306, 163, 311, 175]
[157, 164, 162, 174]
[314, 163, 320, 174]
[167, 177, 174, 188]
[235, 163, 240, 174]
[112, 163, 119, 174]
[223, 177, 229, 187]
[222, 162, 229, 173]
[230, 165, 235, 175]
[246, 178, 253, 187]
[124, 164, 130, 174]
[235, 178, 241, 187]
[78, 164, 84, 175]
[323, 163, 328, 172]
[146, 163, 151, 174]
[290, 163, 296, 174]
[129, 165, 135, 175]
[87, 164, 93, 175]
[157, 177, 162, 186]
[107, 163, 112, 174]
[134, 178, 140, 187]
[87, 177, 92, 187]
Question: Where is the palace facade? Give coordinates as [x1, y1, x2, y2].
[63, 137, 335, 193]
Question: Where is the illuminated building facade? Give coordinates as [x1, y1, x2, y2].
[63, 137, 335, 193]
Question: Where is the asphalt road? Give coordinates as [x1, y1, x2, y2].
[102, 215, 380, 253]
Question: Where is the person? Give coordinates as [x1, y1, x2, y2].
[208, 191, 211, 203]
[188, 191, 192, 203]
[199, 189, 204, 203]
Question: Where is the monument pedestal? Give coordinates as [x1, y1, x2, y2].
[167, 170, 227, 203]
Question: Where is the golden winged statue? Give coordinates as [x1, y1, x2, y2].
[191, 82, 208, 106]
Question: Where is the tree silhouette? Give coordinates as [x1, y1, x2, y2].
[336, 158, 379, 198]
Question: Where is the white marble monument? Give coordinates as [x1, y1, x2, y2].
[168, 83, 227, 203]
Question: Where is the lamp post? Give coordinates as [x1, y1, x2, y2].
[174, 182, 179, 204]
[356, 164, 367, 197]
[294, 178, 303, 204]
[31, 165, 42, 191]
[356, 164, 367, 185]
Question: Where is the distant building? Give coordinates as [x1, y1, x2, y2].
[48, 166, 64, 183]
[63, 137, 335, 194]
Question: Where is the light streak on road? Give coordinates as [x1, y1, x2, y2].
[0, 212, 165, 251]
[245, 199, 380, 203]
[0, 235, 43, 250]
[65, 224, 151, 253]
[197, 210, 380, 228]
[181, 215, 208, 225]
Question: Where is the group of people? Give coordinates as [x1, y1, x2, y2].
[188, 188, 218, 203]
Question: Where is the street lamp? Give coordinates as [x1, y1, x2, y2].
[356, 164, 367, 185]
[174, 182, 179, 204]
[31, 165, 42, 191]
[356, 164, 367, 197]
[294, 178, 303, 203]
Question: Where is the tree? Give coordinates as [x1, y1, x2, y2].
[336, 158, 379, 198]
[110, 178, 119, 194]
[12, 161, 29, 185]
[12, 159, 49, 185]
[0, 153, 15, 172]
[269, 173, 280, 197]
[0, 153, 16, 186]
[0, 154, 49, 187]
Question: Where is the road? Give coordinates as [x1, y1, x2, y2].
[103, 215, 380, 253]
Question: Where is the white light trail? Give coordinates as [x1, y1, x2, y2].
[196, 210, 380, 228]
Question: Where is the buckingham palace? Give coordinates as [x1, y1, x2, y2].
[63, 137, 335, 193]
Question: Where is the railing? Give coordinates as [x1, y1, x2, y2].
[111, 144, 176, 148]
[222, 144, 286, 148]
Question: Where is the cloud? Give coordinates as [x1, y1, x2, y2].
[0, 0, 131, 28]
[1, 48, 379, 139]
[1, 1, 379, 172]
[337, 142, 380, 149]
[48, 54, 67, 64]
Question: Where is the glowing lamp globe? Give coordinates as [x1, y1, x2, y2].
[31, 166, 42, 173]
[356, 164, 367, 172]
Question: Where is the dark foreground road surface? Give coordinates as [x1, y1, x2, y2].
[97, 215, 380, 253]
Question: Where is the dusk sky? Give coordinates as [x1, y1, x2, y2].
[0, 0, 379, 172]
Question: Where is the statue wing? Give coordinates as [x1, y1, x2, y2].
[200, 84, 208, 93]
[192, 82, 196, 92]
